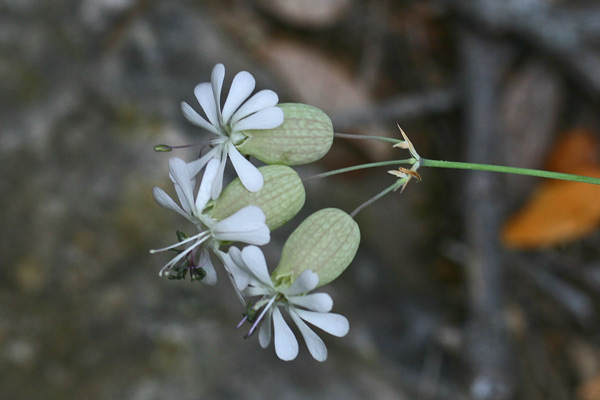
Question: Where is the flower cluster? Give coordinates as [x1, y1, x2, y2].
[150, 64, 358, 361]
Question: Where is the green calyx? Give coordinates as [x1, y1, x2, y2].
[210, 165, 305, 231]
[236, 103, 334, 166]
[272, 208, 360, 288]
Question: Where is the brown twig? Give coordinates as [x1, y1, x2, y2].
[459, 26, 515, 400]
[330, 86, 458, 131]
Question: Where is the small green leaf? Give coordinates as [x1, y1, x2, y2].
[211, 165, 305, 230]
[236, 103, 334, 165]
[273, 208, 360, 288]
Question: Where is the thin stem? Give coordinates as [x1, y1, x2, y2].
[335, 132, 403, 144]
[304, 159, 415, 181]
[154, 141, 206, 152]
[351, 180, 405, 218]
[420, 158, 600, 185]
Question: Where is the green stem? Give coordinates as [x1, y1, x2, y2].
[420, 158, 600, 185]
[335, 132, 403, 144]
[351, 180, 405, 217]
[303, 159, 415, 181]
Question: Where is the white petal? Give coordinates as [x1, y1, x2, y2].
[228, 143, 264, 192]
[195, 158, 220, 212]
[273, 307, 298, 361]
[285, 270, 319, 296]
[152, 187, 188, 220]
[174, 184, 192, 217]
[181, 102, 222, 136]
[241, 246, 273, 288]
[289, 308, 327, 362]
[211, 149, 228, 200]
[212, 145, 227, 200]
[222, 71, 255, 124]
[211, 64, 225, 123]
[187, 147, 220, 177]
[288, 293, 333, 313]
[194, 82, 220, 127]
[216, 250, 246, 290]
[258, 307, 273, 348]
[244, 286, 273, 297]
[168, 157, 195, 214]
[230, 90, 279, 125]
[293, 309, 349, 337]
[231, 107, 284, 132]
[199, 248, 217, 285]
[228, 246, 244, 266]
[211, 205, 270, 245]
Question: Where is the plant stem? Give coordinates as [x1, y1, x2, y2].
[304, 159, 415, 181]
[335, 132, 403, 144]
[420, 158, 600, 185]
[351, 180, 405, 217]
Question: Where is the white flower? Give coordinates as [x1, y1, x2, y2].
[150, 157, 270, 282]
[222, 245, 349, 362]
[182, 63, 285, 199]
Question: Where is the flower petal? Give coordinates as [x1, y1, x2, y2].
[199, 248, 217, 285]
[292, 309, 349, 337]
[222, 71, 255, 124]
[285, 270, 319, 296]
[258, 307, 273, 348]
[194, 82, 220, 128]
[217, 249, 250, 291]
[211, 205, 270, 245]
[187, 147, 220, 177]
[240, 245, 273, 288]
[195, 158, 220, 212]
[230, 90, 279, 125]
[228, 142, 264, 192]
[211, 148, 228, 200]
[289, 308, 327, 361]
[288, 293, 333, 313]
[211, 64, 225, 123]
[228, 246, 244, 267]
[152, 187, 189, 220]
[232, 107, 284, 132]
[168, 157, 195, 215]
[181, 102, 222, 136]
[273, 307, 298, 361]
[244, 286, 273, 297]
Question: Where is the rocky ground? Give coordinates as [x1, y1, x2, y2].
[3, 1, 600, 399]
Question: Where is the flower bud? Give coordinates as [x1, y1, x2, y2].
[236, 103, 334, 165]
[210, 165, 305, 230]
[272, 208, 360, 288]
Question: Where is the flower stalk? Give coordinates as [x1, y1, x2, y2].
[419, 158, 600, 185]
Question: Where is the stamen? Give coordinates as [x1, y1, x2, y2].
[150, 231, 211, 253]
[245, 296, 277, 339]
[157, 232, 212, 276]
[154, 142, 206, 152]
[236, 315, 248, 329]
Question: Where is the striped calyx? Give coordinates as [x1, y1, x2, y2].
[210, 165, 305, 231]
[272, 208, 360, 288]
[236, 103, 334, 165]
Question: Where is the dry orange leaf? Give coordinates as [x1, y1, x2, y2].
[502, 166, 600, 248]
[544, 128, 599, 173]
[502, 129, 600, 249]
[578, 373, 600, 400]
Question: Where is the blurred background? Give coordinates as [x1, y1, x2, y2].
[3, 0, 600, 399]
